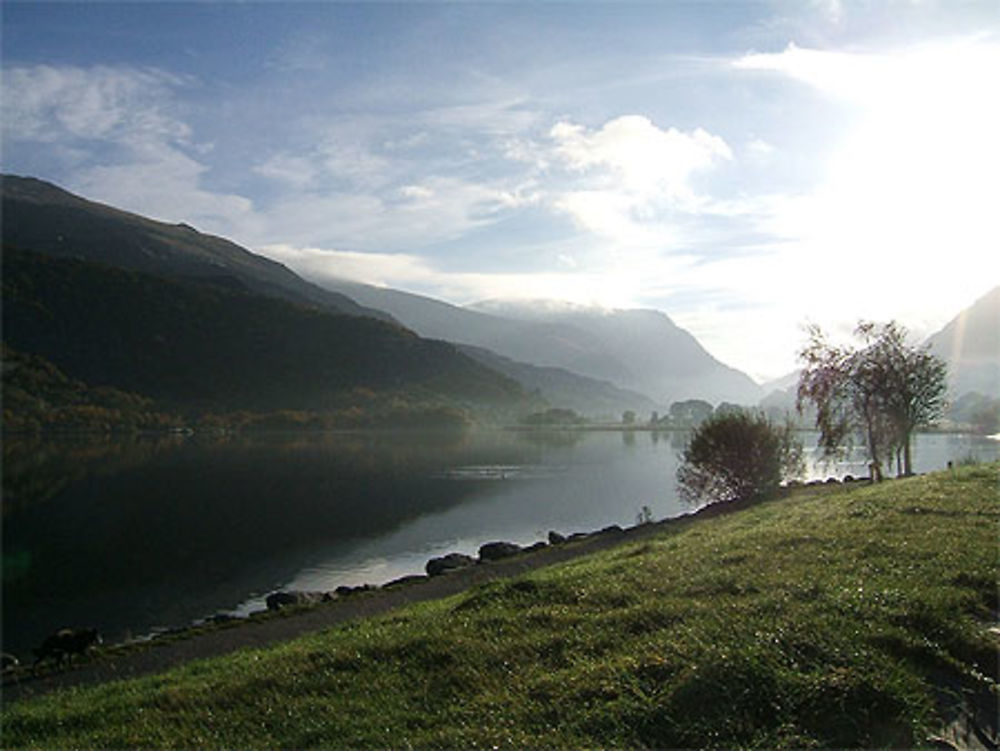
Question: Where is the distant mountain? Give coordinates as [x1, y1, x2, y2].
[759, 370, 800, 395]
[926, 286, 1000, 397]
[1, 175, 392, 322]
[458, 344, 659, 417]
[312, 281, 761, 406]
[2, 248, 523, 415]
[319, 280, 635, 385]
[469, 299, 762, 405]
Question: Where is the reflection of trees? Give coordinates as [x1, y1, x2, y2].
[2, 434, 188, 513]
[670, 430, 691, 450]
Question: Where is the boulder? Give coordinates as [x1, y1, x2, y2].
[335, 584, 376, 597]
[426, 553, 476, 577]
[478, 541, 522, 562]
[599, 524, 625, 536]
[265, 590, 330, 611]
[524, 541, 548, 553]
[548, 530, 566, 544]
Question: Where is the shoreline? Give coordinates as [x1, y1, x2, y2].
[3, 494, 759, 704]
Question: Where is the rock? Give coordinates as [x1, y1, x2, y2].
[426, 553, 476, 577]
[599, 524, 625, 536]
[265, 590, 329, 611]
[524, 541, 548, 553]
[384, 574, 428, 589]
[478, 541, 522, 562]
[548, 530, 566, 544]
[335, 584, 376, 597]
[567, 532, 590, 542]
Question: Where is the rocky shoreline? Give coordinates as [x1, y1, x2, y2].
[2, 517, 653, 703]
[260, 526, 625, 614]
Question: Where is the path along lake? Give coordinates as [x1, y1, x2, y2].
[3, 429, 997, 659]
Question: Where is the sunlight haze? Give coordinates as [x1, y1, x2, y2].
[3, 1, 998, 382]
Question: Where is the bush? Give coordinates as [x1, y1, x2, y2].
[677, 409, 802, 506]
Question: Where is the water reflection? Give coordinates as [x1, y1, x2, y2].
[2, 429, 995, 658]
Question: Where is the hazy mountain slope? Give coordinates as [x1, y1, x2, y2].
[0, 175, 392, 322]
[313, 281, 760, 405]
[457, 344, 659, 417]
[926, 286, 1000, 397]
[319, 279, 635, 386]
[1, 249, 523, 413]
[471, 300, 762, 405]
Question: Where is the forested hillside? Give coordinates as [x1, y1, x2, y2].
[2, 249, 524, 419]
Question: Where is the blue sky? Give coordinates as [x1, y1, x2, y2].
[4, 1, 999, 381]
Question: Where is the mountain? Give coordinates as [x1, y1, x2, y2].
[470, 299, 762, 405]
[2, 248, 524, 416]
[1, 175, 392, 322]
[926, 286, 1000, 397]
[457, 344, 659, 417]
[312, 281, 761, 406]
[318, 280, 635, 385]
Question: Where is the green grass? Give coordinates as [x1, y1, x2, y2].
[4, 465, 998, 748]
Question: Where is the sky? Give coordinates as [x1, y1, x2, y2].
[3, 1, 999, 382]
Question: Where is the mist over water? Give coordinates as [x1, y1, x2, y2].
[3, 429, 996, 658]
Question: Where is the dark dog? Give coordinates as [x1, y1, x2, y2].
[32, 628, 102, 671]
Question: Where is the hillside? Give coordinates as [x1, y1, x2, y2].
[458, 344, 659, 417]
[0, 175, 391, 322]
[311, 280, 761, 406]
[1, 248, 524, 416]
[471, 299, 762, 405]
[3, 466, 996, 748]
[927, 286, 1000, 397]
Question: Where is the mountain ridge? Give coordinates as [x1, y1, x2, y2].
[926, 285, 999, 397]
[1, 174, 394, 323]
[310, 280, 762, 405]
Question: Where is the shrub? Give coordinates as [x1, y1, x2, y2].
[677, 409, 802, 506]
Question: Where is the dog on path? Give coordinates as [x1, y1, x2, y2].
[32, 628, 102, 672]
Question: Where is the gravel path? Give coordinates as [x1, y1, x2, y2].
[3, 507, 724, 705]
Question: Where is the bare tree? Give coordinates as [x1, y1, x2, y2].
[797, 321, 947, 479]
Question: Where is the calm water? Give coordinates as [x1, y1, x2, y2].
[2, 429, 996, 658]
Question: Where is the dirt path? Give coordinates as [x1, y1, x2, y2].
[3, 511, 709, 705]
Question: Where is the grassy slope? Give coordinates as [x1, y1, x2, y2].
[4, 466, 997, 749]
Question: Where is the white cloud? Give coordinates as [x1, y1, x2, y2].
[3, 64, 254, 236]
[262, 242, 647, 308]
[541, 115, 733, 252]
[550, 115, 731, 204]
[3, 64, 191, 145]
[252, 154, 319, 189]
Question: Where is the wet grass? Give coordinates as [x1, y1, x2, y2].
[3, 464, 997, 748]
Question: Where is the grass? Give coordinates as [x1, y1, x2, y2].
[3, 465, 997, 748]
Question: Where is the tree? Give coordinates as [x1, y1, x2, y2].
[797, 321, 947, 479]
[676, 409, 802, 506]
[669, 399, 714, 427]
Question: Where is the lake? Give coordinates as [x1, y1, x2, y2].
[3, 429, 996, 659]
